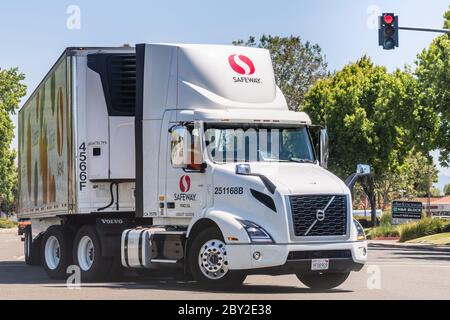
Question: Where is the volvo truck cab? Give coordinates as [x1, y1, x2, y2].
[132, 44, 368, 289]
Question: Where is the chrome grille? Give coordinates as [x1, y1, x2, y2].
[289, 195, 347, 237]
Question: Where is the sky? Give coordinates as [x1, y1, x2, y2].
[1, 0, 449, 182]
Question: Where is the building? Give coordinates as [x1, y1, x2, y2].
[413, 196, 450, 218]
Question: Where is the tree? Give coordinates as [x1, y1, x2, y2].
[415, 7, 450, 167]
[444, 5, 450, 29]
[444, 184, 450, 196]
[303, 56, 438, 225]
[233, 35, 328, 110]
[0, 68, 26, 214]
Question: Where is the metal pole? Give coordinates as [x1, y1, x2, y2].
[399, 26, 450, 34]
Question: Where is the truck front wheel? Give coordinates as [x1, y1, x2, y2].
[73, 225, 112, 282]
[297, 272, 350, 290]
[189, 227, 246, 290]
[41, 226, 73, 279]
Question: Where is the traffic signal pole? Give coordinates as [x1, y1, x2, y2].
[398, 26, 450, 35]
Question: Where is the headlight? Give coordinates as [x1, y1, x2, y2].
[353, 219, 366, 241]
[238, 220, 274, 244]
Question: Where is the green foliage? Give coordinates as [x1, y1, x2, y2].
[0, 218, 17, 229]
[415, 35, 450, 167]
[303, 56, 438, 183]
[444, 184, 450, 196]
[368, 224, 400, 239]
[233, 35, 328, 110]
[444, 6, 450, 29]
[379, 213, 392, 226]
[399, 218, 450, 242]
[354, 215, 380, 228]
[430, 187, 442, 197]
[0, 68, 26, 213]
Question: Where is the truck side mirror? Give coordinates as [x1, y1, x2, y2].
[170, 125, 205, 171]
[319, 129, 329, 169]
[356, 164, 371, 175]
[345, 164, 372, 191]
[170, 125, 191, 169]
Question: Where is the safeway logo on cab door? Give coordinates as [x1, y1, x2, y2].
[175, 175, 196, 202]
[179, 175, 191, 193]
[228, 54, 262, 84]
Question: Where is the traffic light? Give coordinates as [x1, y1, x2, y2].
[379, 13, 399, 50]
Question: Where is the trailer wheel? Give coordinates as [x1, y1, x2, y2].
[297, 272, 350, 290]
[41, 226, 74, 279]
[189, 227, 246, 290]
[24, 228, 41, 265]
[73, 225, 112, 282]
[24, 228, 32, 265]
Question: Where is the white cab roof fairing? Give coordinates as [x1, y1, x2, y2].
[139, 43, 289, 121]
[194, 109, 312, 125]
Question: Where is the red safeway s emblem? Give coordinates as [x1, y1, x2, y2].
[179, 175, 191, 193]
[228, 54, 256, 75]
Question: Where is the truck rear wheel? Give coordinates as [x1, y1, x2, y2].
[297, 272, 350, 290]
[41, 226, 74, 279]
[189, 227, 246, 290]
[73, 225, 112, 282]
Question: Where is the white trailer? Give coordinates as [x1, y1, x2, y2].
[18, 44, 368, 290]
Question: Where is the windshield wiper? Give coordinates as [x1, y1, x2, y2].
[288, 158, 315, 163]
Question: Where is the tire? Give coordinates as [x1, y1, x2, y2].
[24, 228, 33, 265]
[24, 228, 41, 266]
[73, 225, 112, 282]
[41, 226, 74, 280]
[297, 272, 350, 290]
[188, 227, 247, 290]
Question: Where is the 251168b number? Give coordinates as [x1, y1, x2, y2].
[215, 187, 244, 195]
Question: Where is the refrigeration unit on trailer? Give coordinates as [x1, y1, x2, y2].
[18, 44, 369, 289]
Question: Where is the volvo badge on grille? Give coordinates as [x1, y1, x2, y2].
[305, 196, 335, 236]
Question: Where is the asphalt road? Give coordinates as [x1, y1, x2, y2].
[0, 228, 449, 300]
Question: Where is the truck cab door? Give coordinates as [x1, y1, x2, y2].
[163, 111, 206, 220]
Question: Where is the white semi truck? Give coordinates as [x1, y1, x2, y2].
[17, 44, 368, 290]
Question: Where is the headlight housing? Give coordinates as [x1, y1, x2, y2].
[238, 220, 274, 244]
[353, 219, 366, 241]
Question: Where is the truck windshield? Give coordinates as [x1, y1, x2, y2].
[204, 124, 315, 164]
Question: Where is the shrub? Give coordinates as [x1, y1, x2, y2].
[355, 215, 380, 228]
[443, 220, 450, 233]
[0, 218, 17, 229]
[399, 218, 447, 242]
[380, 213, 392, 226]
[368, 224, 400, 239]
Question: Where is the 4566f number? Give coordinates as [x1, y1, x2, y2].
[79, 143, 87, 191]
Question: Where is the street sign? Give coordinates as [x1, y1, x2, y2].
[391, 201, 423, 220]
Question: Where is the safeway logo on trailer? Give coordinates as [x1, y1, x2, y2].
[179, 175, 191, 193]
[228, 54, 262, 84]
[228, 54, 255, 75]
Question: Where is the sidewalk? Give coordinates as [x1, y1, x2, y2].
[368, 239, 450, 251]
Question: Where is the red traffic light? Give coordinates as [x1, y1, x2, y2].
[384, 14, 394, 24]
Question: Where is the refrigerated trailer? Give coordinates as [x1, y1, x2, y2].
[18, 44, 368, 289]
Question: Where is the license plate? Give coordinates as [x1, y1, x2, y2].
[311, 259, 329, 271]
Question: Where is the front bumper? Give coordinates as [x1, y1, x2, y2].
[226, 241, 367, 274]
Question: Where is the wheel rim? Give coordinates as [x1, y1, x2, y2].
[198, 239, 229, 280]
[44, 236, 61, 270]
[77, 236, 95, 271]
